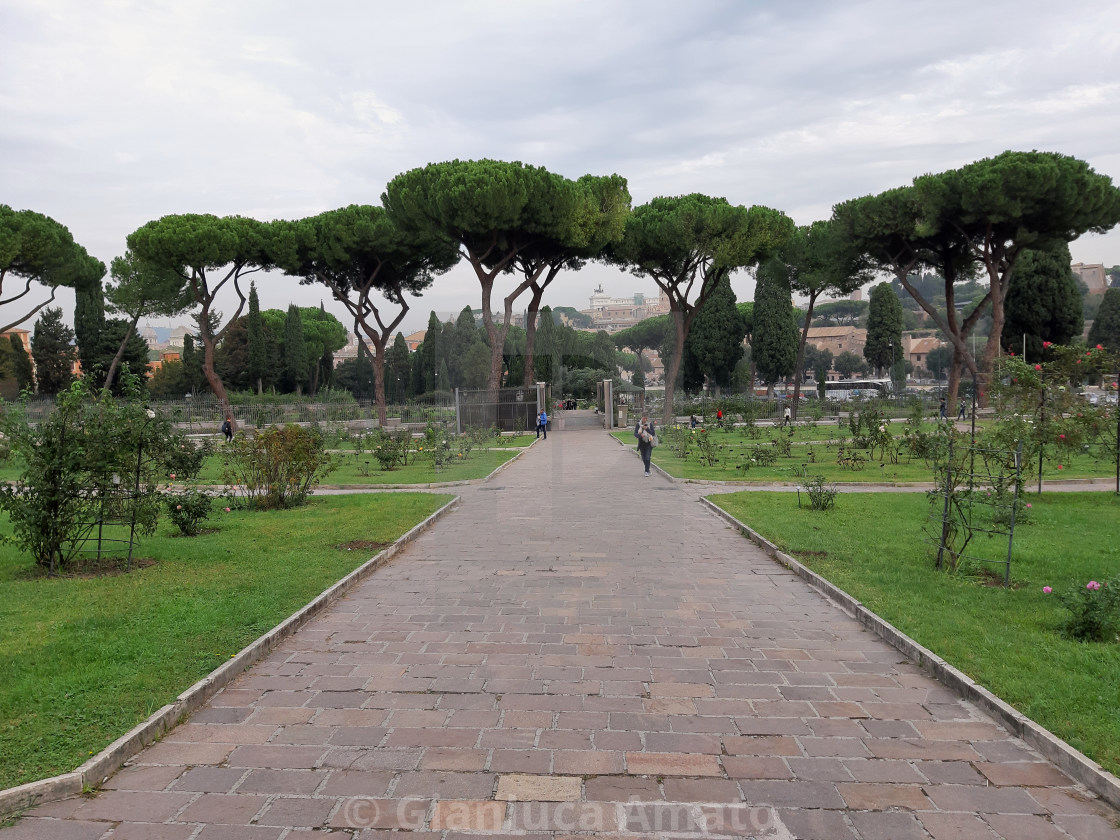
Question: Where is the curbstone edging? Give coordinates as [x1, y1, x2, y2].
[0, 772, 83, 819]
[700, 496, 1120, 811]
[0, 495, 461, 819]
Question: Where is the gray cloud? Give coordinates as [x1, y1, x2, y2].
[3, 0, 1118, 334]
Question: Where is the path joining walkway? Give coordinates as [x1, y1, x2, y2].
[8, 423, 1120, 839]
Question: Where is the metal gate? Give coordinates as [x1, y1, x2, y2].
[455, 384, 550, 433]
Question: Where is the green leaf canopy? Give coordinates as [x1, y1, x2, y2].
[383, 159, 609, 399]
[1, 205, 104, 333]
[276, 204, 458, 422]
[609, 194, 793, 422]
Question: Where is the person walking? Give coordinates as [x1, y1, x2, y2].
[957, 399, 967, 421]
[939, 397, 947, 419]
[635, 415, 657, 476]
[536, 408, 548, 439]
[783, 405, 792, 427]
[221, 414, 234, 443]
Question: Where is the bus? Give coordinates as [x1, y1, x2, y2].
[821, 378, 893, 400]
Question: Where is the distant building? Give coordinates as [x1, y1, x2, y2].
[580, 286, 670, 332]
[403, 330, 426, 351]
[147, 350, 181, 375]
[1072, 263, 1108, 294]
[168, 326, 193, 348]
[1, 328, 31, 356]
[0, 329, 33, 397]
[333, 332, 364, 367]
[805, 326, 867, 359]
[904, 335, 945, 372]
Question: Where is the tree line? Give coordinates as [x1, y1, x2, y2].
[4, 151, 1120, 423]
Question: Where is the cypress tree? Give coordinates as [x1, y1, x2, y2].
[751, 259, 799, 389]
[422, 311, 441, 392]
[181, 333, 204, 395]
[72, 260, 105, 376]
[1001, 242, 1083, 359]
[681, 274, 744, 390]
[282, 304, 309, 394]
[247, 281, 266, 394]
[1088, 287, 1120, 353]
[865, 282, 904, 379]
[30, 307, 76, 395]
[535, 306, 557, 383]
[386, 333, 411, 402]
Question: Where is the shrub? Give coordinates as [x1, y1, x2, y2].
[221, 424, 338, 510]
[770, 434, 792, 457]
[750, 444, 778, 466]
[422, 422, 454, 471]
[804, 475, 837, 511]
[0, 374, 200, 573]
[693, 428, 719, 467]
[165, 489, 213, 536]
[1047, 578, 1120, 642]
[366, 429, 404, 471]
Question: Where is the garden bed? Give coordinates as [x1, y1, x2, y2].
[709, 490, 1120, 776]
[0, 492, 452, 790]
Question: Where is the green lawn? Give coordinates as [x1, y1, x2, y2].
[0, 437, 534, 487]
[324, 433, 536, 452]
[709, 490, 1120, 776]
[0, 492, 452, 790]
[612, 425, 1116, 484]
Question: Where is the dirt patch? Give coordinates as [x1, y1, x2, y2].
[335, 539, 391, 553]
[975, 568, 1024, 589]
[17, 556, 158, 580]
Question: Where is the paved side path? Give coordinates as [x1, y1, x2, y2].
[9, 427, 1120, 838]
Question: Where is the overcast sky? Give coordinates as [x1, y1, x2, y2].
[3, 0, 1119, 337]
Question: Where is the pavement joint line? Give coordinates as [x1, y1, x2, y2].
[0, 494, 462, 820]
[700, 495, 1120, 812]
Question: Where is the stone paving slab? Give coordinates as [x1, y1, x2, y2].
[4, 422, 1119, 838]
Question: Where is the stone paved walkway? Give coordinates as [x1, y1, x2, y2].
[7, 422, 1120, 838]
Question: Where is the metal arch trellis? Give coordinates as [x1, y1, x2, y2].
[927, 436, 1024, 587]
[64, 435, 161, 573]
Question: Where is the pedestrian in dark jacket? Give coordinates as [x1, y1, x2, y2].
[635, 415, 656, 476]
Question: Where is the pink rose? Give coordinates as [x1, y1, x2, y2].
[224, 507, 231, 513]
[176, 504, 182, 510]
[169, 473, 176, 480]
[1034, 364, 1042, 371]
[1087, 581, 1100, 591]
[1042, 586, 1051, 594]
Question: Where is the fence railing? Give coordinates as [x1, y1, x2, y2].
[7, 389, 551, 435]
[8, 394, 458, 432]
[654, 393, 951, 423]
